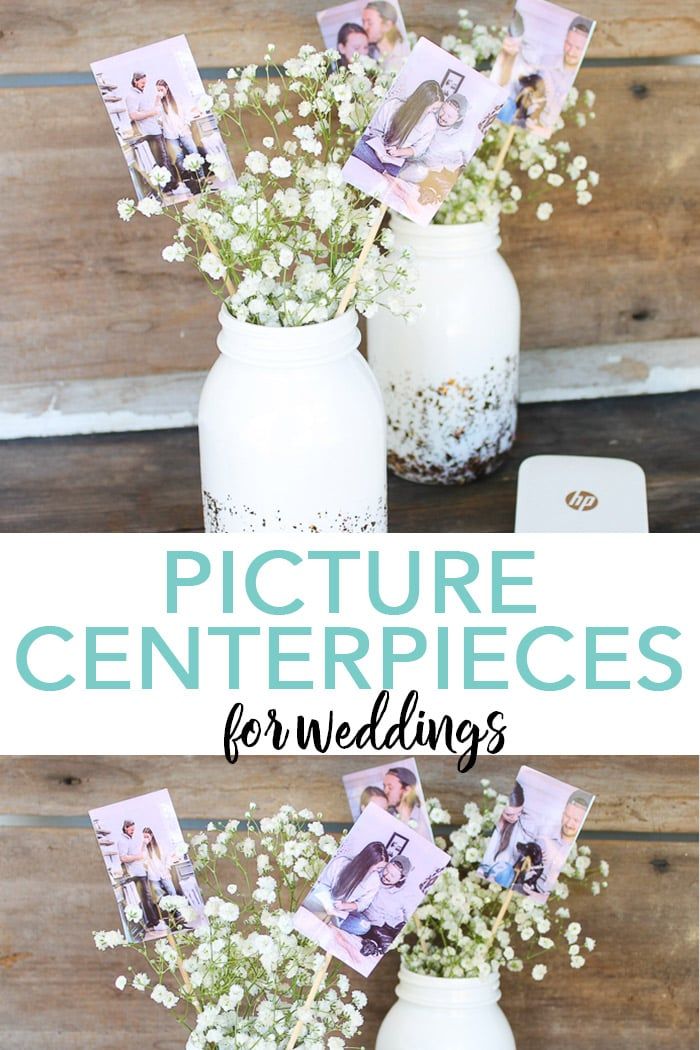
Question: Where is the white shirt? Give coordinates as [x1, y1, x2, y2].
[369, 96, 438, 157]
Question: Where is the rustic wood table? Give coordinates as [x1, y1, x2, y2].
[0, 391, 697, 531]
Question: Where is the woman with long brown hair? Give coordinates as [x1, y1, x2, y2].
[154, 78, 202, 184]
[353, 80, 443, 177]
[303, 840, 389, 929]
[142, 826, 191, 928]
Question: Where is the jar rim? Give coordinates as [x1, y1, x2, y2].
[398, 964, 500, 989]
[217, 303, 359, 344]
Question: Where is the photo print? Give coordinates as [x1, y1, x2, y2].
[490, 0, 596, 137]
[89, 788, 208, 943]
[316, 0, 410, 72]
[478, 765, 595, 902]
[342, 758, 434, 842]
[294, 804, 450, 976]
[342, 36, 508, 225]
[91, 34, 237, 203]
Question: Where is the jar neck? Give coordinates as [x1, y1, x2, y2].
[396, 966, 502, 1008]
[390, 214, 501, 258]
[216, 306, 360, 366]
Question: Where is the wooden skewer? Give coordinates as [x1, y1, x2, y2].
[336, 203, 388, 318]
[203, 233, 236, 298]
[488, 125, 516, 188]
[483, 855, 532, 956]
[166, 930, 201, 1012]
[284, 951, 333, 1050]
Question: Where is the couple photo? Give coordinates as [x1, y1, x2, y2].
[90, 789, 208, 943]
[478, 766, 594, 901]
[295, 804, 449, 976]
[490, 0, 595, 137]
[342, 37, 507, 225]
[343, 759, 434, 841]
[92, 35, 237, 204]
[317, 0, 410, 72]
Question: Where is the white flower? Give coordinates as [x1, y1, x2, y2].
[536, 202, 553, 221]
[117, 198, 135, 221]
[577, 190, 593, 206]
[527, 163, 544, 180]
[278, 245, 294, 268]
[262, 136, 275, 149]
[115, 975, 127, 991]
[132, 973, 150, 991]
[147, 165, 172, 189]
[546, 173, 564, 187]
[571, 955, 586, 969]
[599, 859, 609, 876]
[199, 252, 227, 280]
[585, 937, 596, 951]
[183, 153, 205, 172]
[162, 242, 190, 263]
[151, 983, 179, 1009]
[573, 154, 588, 170]
[245, 150, 269, 174]
[136, 197, 163, 217]
[270, 156, 292, 178]
[532, 964, 548, 981]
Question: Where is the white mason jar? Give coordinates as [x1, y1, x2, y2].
[376, 968, 516, 1050]
[367, 216, 520, 484]
[198, 307, 387, 532]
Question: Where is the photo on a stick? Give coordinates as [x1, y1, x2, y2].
[89, 788, 208, 943]
[490, 0, 595, 138]
[316, 0, 410, 72]
[342, 758, 435, 841]
[91, 34, 237, 203]
[478, 765, 595, 901]
[342, 36, 507, 225]
[294, 804, 449, 976]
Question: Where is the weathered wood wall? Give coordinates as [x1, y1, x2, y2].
[0, 756, 697, 1049]
[1, 1, 700, 434]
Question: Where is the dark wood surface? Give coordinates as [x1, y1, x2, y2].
[0, 391, 698, 531]
[0, 756, 697, 1050]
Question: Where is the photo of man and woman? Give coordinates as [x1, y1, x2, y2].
[294, 804, 449, 976]
[91, 35, 237, 203]
[342, 37, 507, 225]
[316, 0, 410, 72]
[490, 0, 596, 137]
[478, 766, 595, 901]
[89, 788, 208, 943]
[342, 759, 434, 841]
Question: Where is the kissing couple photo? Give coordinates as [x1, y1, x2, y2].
[294, 804, 449, 976]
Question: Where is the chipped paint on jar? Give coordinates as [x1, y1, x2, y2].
[367, 216, 520, 485]
[198, 307, 387, 533]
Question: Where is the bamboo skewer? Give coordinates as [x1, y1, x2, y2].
[166, 930, 201, 1012]
[489, 125, 516, 188]
[483, 856, 532, 956]
[203, 233, 236, 298]
[335, 203, 388, 317]
[284, 951, 333, 1050]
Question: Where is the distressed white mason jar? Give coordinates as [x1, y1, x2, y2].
[198, 307, 387, 532]
[376, 968, 516, 1050]
[367, 216, 520, 484]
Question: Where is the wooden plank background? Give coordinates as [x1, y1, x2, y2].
[0, 756, 697, 1049]
[1, 0, 700, 411]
